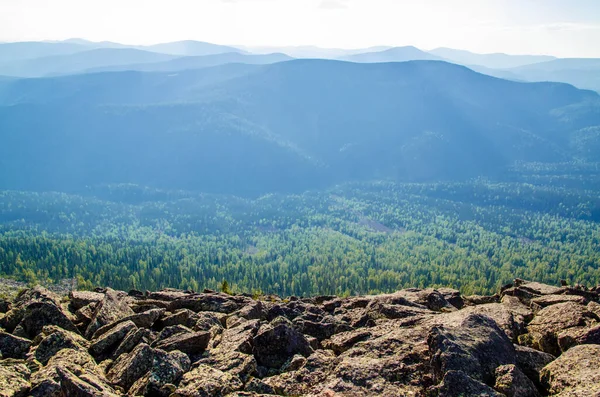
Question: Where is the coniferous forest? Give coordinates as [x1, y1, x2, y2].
[1, 161, 599, 296]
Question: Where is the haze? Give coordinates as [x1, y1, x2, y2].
[1, 0, 600, 57]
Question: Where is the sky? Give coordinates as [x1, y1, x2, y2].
[1, 0, 599, 57]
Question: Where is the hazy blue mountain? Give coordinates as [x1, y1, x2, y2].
[141, 40, 244, 56]
[58, 38, 130, 49]
[429, 47, 555, 69]
[341, 46, 442, 63]
[0, 63, 260, 105]
[238, 45, 393, 59]
[0, 48, 179, 77]
[464, 58, 600, 92]
[0, 60, 598, 195]
[0, 41, 89, 63]
[86, 52, 293, 73]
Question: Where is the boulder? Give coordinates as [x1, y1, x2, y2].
[159, 309, 199, 329]
[428, 314, 516, 385]
[30, 348, 105, 397]
[106, 343, 154, 391]
[252, 317, 313, 369]
[169, 293, 251, 314]
[540, 344, 600, 396]
[520, 301, 596, 355]
[0, 359, 31, 397]
[153, 331, 211, 355]
[85, 289, 135, 339]
[90, 308, 163, 339]
[431, 370, 505, 397]
[32, 326, 89, 365]
[56, 367, 119, 397]
[557, 323, 600, 352]
[155, 325, 193, 343]
[171, 364, 243, 397]
[494, 364, 541, 397]
[88, 320, 136, 358]
[129, 349, 191, 397]
[0, 331, 31, 359]
[69, 291, 104, 311]
[110, 327, 150, 359]
[6, 301, 78, 339]
[322, 329, 371, 355]
[514, 345, 555, 387]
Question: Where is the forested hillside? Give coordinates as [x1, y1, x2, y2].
[0, 60, 599, 195]
[1, 163, 599, 296]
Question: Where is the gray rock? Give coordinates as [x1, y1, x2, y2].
[514, 345, 555, 387]
[0, 359, 31, 397]
[0, 331, 31, 359]
[253, 317, 313, 369]
[428, 314, 516, 385]
[494, 364, 541, 397]
[171, 364, 243, 397]
[88, 320, 136, 358]
[33, 326, 89, 365]
[106, 343, 154, 391]
[431, 370, 505, 397]
[540, 344, 600, 396]
[154, 331, 211, 355]
[85, 289, 135, 339]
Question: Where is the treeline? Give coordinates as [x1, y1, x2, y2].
[0, 176, 599, 296]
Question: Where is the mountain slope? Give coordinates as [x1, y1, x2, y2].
[86, 52, 293, 73]
[429, 47, 555, 69]
[0, 41, 89, 63]
[341, 46, 443, 63]
[506, 58, 600, 92]
[0, 48, 179, 77]
[0, 60, 598, 195]
[142, 40, 243, 56]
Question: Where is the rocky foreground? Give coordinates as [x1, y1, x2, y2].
[0, 280, 599, 396]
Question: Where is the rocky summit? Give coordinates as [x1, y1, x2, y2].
[0, 280, 598, 396]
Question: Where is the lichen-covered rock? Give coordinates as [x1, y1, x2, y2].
[88, 320, 136, 358]
[520, 301, 596, 355]
[129, 349, 191, 397]
[106, 343, 154, 391]
[56, 367, 119, 397]
[557, 323, 600, 352]
[91, 308, 164, 339]
[32, 325, 89, 364]
[69, 291, 104, 311]
[153, 331, 211, 355]
[30, 348, 105, 397]
[494, 364, 541, 397]
[253, 317, 313, 369]
[540, 344, 600, 396]
[430, 370, 505, 397]
[428, 314, 516, 385]
[0, 331, 31, 359]
[2, 295, 79, 339]
[0, 359, 31, 397]
[169, 293, 251, 314]
[1, 280, 596, 397]
[85, 289, 135, 339]
[514, 345, 555, 387]
[171, 364, 243, 397]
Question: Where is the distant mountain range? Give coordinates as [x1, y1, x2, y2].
[87, 52, 293, 74]
[0, 60, 598, 195]
[0, 48, 178, 77]
[0, 39, 598, 91]
[429, 47, 556, 69]
[340, 46, 442, 63]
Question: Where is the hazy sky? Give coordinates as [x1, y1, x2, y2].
[1, 0, 599, 57]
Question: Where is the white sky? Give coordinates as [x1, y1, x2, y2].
[1, 0, 599, 57]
